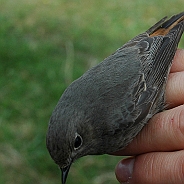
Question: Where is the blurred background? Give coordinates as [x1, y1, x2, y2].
[0, 0, 183, 184]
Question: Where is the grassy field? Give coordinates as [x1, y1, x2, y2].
[0, 0, 184, 184]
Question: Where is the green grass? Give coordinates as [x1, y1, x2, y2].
[0, 0, 183, 184]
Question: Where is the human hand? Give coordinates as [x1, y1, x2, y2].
[114, 49, 184, 184]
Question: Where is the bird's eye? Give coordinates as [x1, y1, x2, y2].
[74, 134, 83, 150]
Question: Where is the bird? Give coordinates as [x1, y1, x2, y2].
[46, 12, 184, 184]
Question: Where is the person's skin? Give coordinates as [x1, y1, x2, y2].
[114, 49, 184, 184]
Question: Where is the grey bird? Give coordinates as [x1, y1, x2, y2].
[46, 12, 184, 184]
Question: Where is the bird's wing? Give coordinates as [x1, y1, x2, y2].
[121, 13, 184, 130]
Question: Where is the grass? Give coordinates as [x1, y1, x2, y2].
[0, 0, 183, 184]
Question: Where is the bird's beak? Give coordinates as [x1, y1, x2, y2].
[60, 163, 72, 184]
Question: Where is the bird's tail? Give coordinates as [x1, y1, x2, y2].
[147, 12, 184, 36]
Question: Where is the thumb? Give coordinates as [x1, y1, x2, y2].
[115, 150, 184, 184]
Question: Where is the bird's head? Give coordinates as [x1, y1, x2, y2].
[47, 114, 85, 184]
[46, 79, 108, 184]
[46, 106, 94, 183]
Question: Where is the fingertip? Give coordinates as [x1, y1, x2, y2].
[115, 151, 184, 184]
[115, 157, 135, 183]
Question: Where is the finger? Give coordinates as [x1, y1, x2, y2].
[165, 71, 184, 108]
[170, 49, 184, 73]
[115, 150, 184, 184]
[113, 105, 184, 156]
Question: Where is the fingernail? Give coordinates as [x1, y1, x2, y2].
[115, 157, 135, 184]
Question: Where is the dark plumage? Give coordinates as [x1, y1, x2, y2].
[46, 12, 184, 184]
